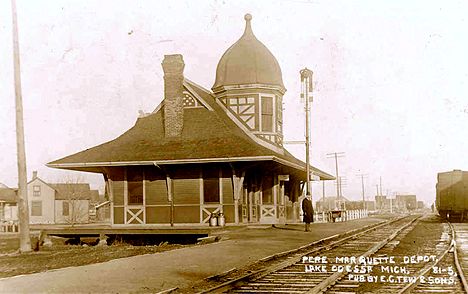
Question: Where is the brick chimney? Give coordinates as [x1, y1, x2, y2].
[32, 171, 37, 180]
[162, 54, 185, 137]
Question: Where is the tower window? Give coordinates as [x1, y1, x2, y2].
[261, 96, 274, 132]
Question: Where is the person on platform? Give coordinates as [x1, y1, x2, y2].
[302, 194, 314, 232]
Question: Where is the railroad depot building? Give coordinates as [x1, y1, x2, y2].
[48, 14, 333, 226]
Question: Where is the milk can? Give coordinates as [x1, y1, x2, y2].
[209, 213, 218, 227]
[218, 212, 226, 227]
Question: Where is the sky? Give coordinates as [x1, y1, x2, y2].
[1, 0, 467, 206]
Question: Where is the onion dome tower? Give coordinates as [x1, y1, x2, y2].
[213, 14, 286, 147]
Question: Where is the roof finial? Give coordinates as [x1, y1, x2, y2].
[243, 13, 253, 37]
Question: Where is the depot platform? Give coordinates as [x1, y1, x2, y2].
[0, 216, 391, 293]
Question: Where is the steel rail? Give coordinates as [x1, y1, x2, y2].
[452, 222, 468, 292]
[199, 218, 401, 293]
[396, 221, 468, 293]
[305, 215, 421, 294]
[199, 215, 417, 294]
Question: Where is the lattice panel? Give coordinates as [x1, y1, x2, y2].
[278, 206, 285, 218]
[201, 206, 222, 223]
[257, 133, 283, 146]
[261, 206, 275, 218]
[126, 207, 144, 224]
[182, 92, 203, 108]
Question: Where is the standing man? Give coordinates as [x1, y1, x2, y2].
[302, 193, 314, 232]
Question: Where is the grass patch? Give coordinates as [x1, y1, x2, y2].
[0, 234, 186, 278]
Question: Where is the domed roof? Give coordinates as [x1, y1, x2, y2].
[212, 14, 285, 90]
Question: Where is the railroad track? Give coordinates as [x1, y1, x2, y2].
[396, 221, 468, 294]
[327, 218, 468, 293]
[200, 214, 422, 293]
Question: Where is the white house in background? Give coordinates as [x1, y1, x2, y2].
[0, 186, 18, 222]
[28, 174, 56, 224]
[51, 183, 94, 224]
[27, 171, 97, 224]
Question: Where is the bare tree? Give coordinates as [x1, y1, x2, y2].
[52, 177, 91, 227]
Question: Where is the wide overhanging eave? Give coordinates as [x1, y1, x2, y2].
[47, 156, 335, 180]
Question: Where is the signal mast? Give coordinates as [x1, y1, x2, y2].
[300, 68, 313, 197]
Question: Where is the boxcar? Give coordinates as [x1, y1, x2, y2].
[436, 170, 468, 220]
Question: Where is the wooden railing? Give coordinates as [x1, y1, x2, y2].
[0, 220, 19, 232]
[314, 209, 369, 223]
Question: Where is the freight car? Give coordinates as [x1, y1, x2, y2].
[436, 170, 468, 221]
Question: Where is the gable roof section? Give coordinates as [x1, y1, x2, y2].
[48, 79, 334, 180]
[0, 188, 17, 202]
[28, 176, 55, 190]
[50, 183, 93, 200]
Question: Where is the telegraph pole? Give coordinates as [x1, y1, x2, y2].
[357, 174, 368, 210]
[11, 0, 32, 253]
[300, 68, 313, 197]
[322, 180, 325, 211]
[379, 176, 383, 196]
[387, 189, 393, 214]
[326, 152, 345, 209]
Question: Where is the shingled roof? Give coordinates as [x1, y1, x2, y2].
[0, 188, 17, 203]
[50, 183, 94, 200]
[48, 80, 334, 180]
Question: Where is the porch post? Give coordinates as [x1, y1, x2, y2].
[101, 169, 112, 225]
[233, 173, 239, 224]
[166, 175, 174, 226]
[230, 166, 245, 225]
[107, 179, 114, 225]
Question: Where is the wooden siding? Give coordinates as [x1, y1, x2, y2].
[114, 207, 124, 224]
[174, 206, 199, 223]
[145, 179, 168, 205]
[113, 181, 124, 206]
[173, 179, 200, 204]
[108, 163, 299, 225]
[222, 178, 234, 204]
[146, 206, 171, 224]
[27, 178, 55, 224]
[223, 205, 235, 223]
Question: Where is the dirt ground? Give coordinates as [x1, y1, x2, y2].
[357, 214, 446, 293]
[0, 233, 186, 278]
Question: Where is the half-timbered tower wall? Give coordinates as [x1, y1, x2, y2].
[215, 87, 284, 147]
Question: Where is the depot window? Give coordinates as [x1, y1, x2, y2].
[262, 175, 274, 204]
[203, 169, 220, 203]
[127, 168, 143, 205]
